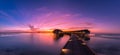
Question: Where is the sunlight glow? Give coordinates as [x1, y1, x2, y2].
[0, 8, 101, 33]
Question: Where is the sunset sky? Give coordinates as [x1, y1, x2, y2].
[0, 0, 120, 33]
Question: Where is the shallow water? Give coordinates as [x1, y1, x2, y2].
[88, 35, 120, 55]
[0, 33, 120, 55]
[0, 33, 69, 55]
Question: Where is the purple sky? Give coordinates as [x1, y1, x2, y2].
[0, 0, 120, 33]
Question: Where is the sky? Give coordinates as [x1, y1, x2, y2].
[0, 0, 120, 33]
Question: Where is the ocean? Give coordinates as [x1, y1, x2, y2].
[0, 33, 120, 55]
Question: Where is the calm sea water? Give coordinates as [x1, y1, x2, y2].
[0, 33, 120, 55]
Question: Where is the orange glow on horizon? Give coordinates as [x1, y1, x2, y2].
[0, 26, 98, 32]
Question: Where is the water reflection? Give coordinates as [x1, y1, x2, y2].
[0, 33, 69, 55]
[88, 37, 120, 55]
[0, 33, 120, 55]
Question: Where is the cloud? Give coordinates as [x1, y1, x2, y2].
[0, 6, 96, 31]
[0, 11, 19, 24]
